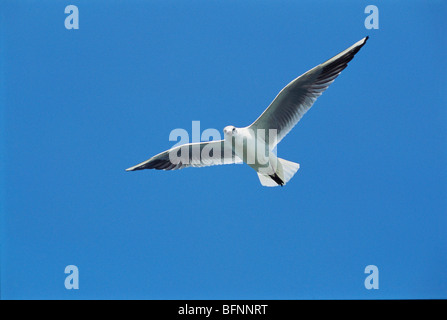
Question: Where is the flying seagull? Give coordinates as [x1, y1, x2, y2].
[126, 36, 369, 187]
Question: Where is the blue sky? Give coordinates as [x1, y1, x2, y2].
[1, 0, 446, 299]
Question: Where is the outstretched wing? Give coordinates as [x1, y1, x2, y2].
[250, 36, 368, 146]
[126, 140, 241, 171]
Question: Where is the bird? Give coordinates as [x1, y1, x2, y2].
[126, 36, 369, 187]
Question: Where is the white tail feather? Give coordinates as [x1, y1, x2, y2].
[257, 173, 279, 187]
[256, 158, 300, 187]
[277, 158, 300, 184]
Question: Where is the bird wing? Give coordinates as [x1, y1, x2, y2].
[126, 140, 241, 171]
[249, 36, 368, 146]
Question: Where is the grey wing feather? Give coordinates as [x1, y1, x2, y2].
[250, 36, 368, 146]
[126, 140, 241, 171]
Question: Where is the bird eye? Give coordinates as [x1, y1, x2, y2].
[232, 128, 236, 133]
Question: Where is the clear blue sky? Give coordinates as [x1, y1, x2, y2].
[1, 0, 446, 299]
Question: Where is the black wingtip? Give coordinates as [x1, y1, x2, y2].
[269, 173, 284, 186]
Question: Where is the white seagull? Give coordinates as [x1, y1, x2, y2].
[126, 37, 368, 187]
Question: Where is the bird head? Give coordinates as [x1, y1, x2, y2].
[223, 125, 237, 137]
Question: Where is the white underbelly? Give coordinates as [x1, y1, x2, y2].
[231, 135, 277, 175]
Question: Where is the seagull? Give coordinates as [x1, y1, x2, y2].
[126, 36, 368, 187]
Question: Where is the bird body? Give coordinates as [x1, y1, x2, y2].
[222, 125, 298, 186]
[126, 37, 369, 187]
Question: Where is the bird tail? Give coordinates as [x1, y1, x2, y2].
[257, 158, 300, 187]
